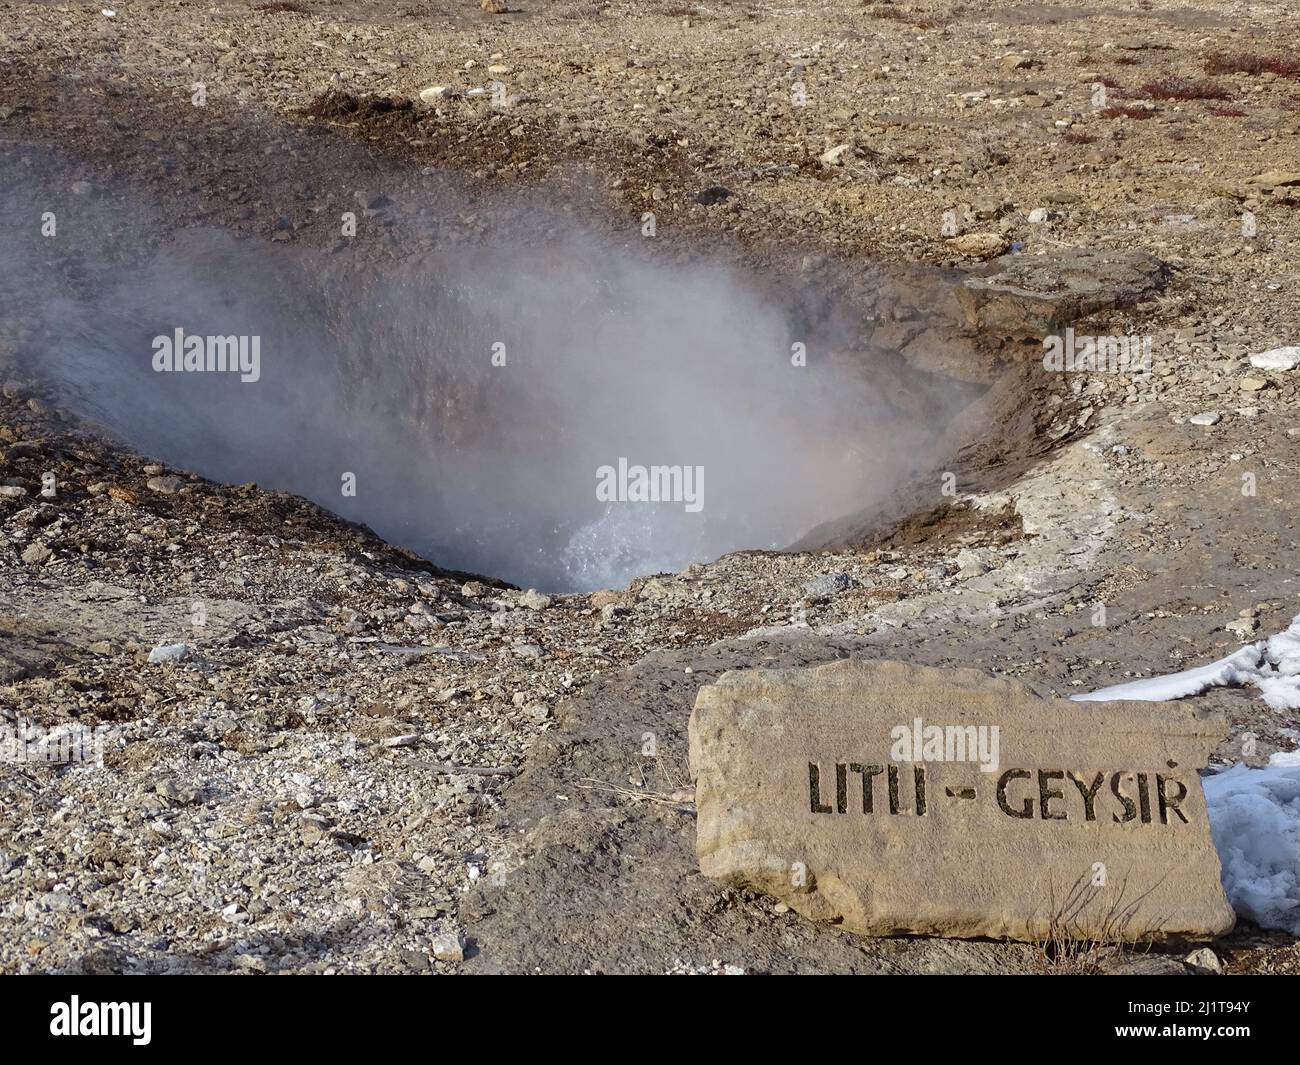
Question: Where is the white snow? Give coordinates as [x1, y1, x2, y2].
[1071, 611, 1300, 710]
[1070, 644, 1263, 702]
[1072, 611, 1300, 931]
[1204, 756, 1300, 934]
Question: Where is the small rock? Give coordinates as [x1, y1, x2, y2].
[1, 485, 30, 499]
[820, 144, 852, 166]
[1184, 947, 1222, 974]
[146, 475, 185, 495]
[947, 232, 1009, 259]
[971, 195, 1008, 220]
[147, 642, 189, 664]
[955, 549, 992, 577]
[40, 891, 80, 913]
[801, 572, 852, 600]
[1238, 377, 1268, 391]
[1188, 412, 1221, 426]
[638, 577, 673, 602]
[1225, 617, 1259, 639]
[519, 588, 552, 611]
[432, 929, 465, 962]
[1027, 207, 1051, 224]
[1249, 346, 1300, 371]
[21, 542, 51, 565]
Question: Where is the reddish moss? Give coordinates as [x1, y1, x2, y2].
[1205, 51, 1300, 80]
[1141, 77, 1231, 101]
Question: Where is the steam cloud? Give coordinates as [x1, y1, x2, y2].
[4, 157, 952, 591]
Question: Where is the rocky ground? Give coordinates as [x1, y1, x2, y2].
[1, 0, 1299, 973]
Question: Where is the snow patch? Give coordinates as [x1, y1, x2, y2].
[1204, 757, 1300, 935]
[1071, 611, 1300, 710]
[1071, 612, 1300, 933]
[1070, 645, 1262, 703]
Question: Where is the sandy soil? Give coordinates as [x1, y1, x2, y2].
[1, 0, 1298, 973]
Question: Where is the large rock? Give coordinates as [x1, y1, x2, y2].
[956, 248, 1168, 340]
[689, 658, 1234, 942]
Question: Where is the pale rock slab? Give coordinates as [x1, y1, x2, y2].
[689, 658, 1234, 942]
[1249, 346, 1300, 371]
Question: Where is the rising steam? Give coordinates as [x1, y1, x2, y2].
[3, 154, 956, 591]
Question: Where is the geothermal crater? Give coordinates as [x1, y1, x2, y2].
[6, 151, 995, 592]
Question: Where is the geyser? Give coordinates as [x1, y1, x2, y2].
[5, 161, 968, 592]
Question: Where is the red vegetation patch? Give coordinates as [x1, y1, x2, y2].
[1204, 51, 1300, 80]
[1141, 77, 1231, 101]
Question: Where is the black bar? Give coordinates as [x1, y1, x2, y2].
[0, 974, 1288, 1050]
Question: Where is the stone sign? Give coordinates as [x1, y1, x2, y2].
[688, 657, 1234, 942]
